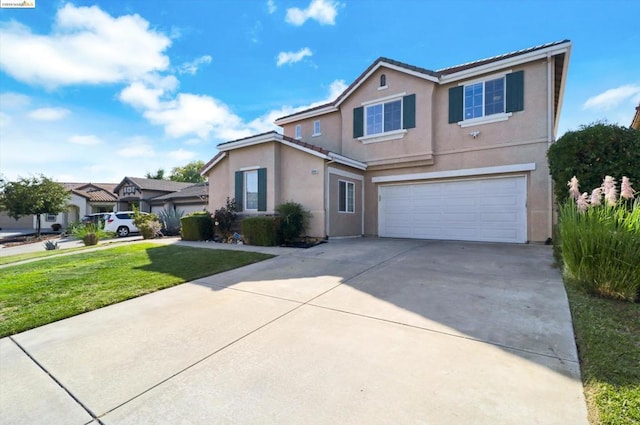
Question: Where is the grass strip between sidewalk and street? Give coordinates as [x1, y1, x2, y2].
[0, 243, 273, 338]
[564, 283, 640, 425]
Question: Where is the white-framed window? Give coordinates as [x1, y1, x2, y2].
[45, 214, 57, 222]
[295, 124, 302, 139]
[338, 180, 355, 213]
[365, 99, 402, 136]
[313, 120, 321, 136]
[244, 170, 258, 211]
[464, 77, 505, 120]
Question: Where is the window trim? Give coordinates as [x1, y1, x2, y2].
[363, 98, 403, 137]
[294, 124, 302, 139]
[338, 180, 355, 213]
[455, 70, 514, 127]
[244, 169, 258, 211]
[312, 120, 321, 137]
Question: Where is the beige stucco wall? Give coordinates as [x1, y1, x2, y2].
[206, 142, 326, 238]
[282, 111, 342, 153]
[328, 170, 363, 237]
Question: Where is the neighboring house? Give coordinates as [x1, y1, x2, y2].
[113, 177, 200, 212]
[1, 182, 117, 231]
[149, 182, 209, 215]
[632, 102, 640, 130]
[207, 41, 571, 243]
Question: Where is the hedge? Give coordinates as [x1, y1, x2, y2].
[180, 212, 213, 241]
[241, 216, 280, 246]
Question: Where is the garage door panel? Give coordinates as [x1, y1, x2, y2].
[379, 177, 527, 243]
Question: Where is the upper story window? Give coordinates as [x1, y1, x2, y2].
[449, 70, 524, 127]
[366, 99, 402, 136]
[380, 74, 386, 87]
[313, 120, 321, 136]
[353, 93, 415, 142]
[464, 77, 504, 120]
[294, 124, 302, 139]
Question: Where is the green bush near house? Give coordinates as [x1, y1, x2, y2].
[241, 216, 280, 246]
[181, 212, 213, 241]
[133, 209, 162, 239]
[275, 201, 311, 245]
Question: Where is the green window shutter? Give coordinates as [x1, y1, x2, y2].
[257, 168, 267, 212]
[402, 94, 416, 129]
[353, 106, 364, 138]
[506, 70, 524, 112]
[448, 86, 463, 123]
[234, 171, 243, 211]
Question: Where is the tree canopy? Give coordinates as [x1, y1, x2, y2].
[145, 168, 166, 180]
[169, 160, 206, 183]
[0, 175, 70, 236]
[547, 122, 640, 203]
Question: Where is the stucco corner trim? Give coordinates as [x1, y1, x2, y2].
[371, 162, 536, 183]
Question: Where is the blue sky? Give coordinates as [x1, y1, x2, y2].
[1, 0, 639, 183]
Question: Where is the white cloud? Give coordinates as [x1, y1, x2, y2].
[0, 4, 171, 88]
[277, 47, 313, 66]
[285, 0, 339, 26]
[117, 142, 156, 158]
[267, 0, 277, 14]
[583, 84, 640, 111]
[168, 148, 196, 161]
[177, 55, 212, 75]
[0, 112, 11, 128]
[28, 107, 70, 121]
[0, 92, 31, 108]
[69, 135, 102, 145]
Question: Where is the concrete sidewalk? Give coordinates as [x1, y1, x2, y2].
[0, 238, 588, 424]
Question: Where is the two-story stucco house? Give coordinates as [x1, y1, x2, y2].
[202, 40, 571, 243]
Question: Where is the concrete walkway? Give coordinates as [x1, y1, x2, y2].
[0, 238, 588, 424]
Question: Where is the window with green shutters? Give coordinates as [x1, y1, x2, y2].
[235, 168, 267, 212]
[448, 71, 524, 124]
[353, 94, 415, 139]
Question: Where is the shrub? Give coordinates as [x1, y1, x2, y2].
[71, 223, 112, 246]
[275, 201, 311, 245]
[213, 197, 238, 238]
[548, 122, 640, 203]
[559, 175, 639, 301]
[133, 209, 162, 239]
[241, 217, 280, 246]
[43, 240, 59, 250]
[158, 208, 184, 236]
[180, 212, 213, 241]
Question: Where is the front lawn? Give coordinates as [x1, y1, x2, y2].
[565, 284, 640, 425]
[0, 243, 273, 337]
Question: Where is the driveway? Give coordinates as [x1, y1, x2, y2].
[0, 238, 588, 424]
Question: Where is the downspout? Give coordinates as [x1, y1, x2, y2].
[547, 53, 555, 239]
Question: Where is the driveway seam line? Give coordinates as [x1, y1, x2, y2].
[8, 336, 104, 425]
[304, 303, 580, 364]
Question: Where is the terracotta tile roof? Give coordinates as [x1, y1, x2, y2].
[276, 40, 570, 122]
[62, 182, 118, 202]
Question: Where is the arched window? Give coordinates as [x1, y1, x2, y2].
[380, 74, 386, 87]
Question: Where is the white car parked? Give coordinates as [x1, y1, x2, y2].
[104, 211, 148, 237]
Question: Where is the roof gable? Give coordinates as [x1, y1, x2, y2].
[275, 40, 571, 125]
[114, 177, 193, 193]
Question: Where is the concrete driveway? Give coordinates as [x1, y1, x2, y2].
[0, 238, 588, 424]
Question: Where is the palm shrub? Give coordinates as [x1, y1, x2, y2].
[275, 201, 311, 245]
[71, 223, 112, 246]
[158, 208, 184, 236]
[559, 176, 639, 301]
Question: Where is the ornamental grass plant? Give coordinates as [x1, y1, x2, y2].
[559, 175, 639, 302]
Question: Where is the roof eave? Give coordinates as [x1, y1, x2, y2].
[439, 41, 572, 84]
[200, 152, 227, 176]
[275, 105, 338, 126]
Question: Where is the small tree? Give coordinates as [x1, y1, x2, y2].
[0, 175, 70, 237]
[170, 160, 206, 183]
[213, 197, 238, 238]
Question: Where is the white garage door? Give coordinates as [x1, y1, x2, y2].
[378, 176, 527, 243]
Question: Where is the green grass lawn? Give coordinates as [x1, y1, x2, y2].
[0, 243, 273, 337]
[565, 283, 640, 425]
